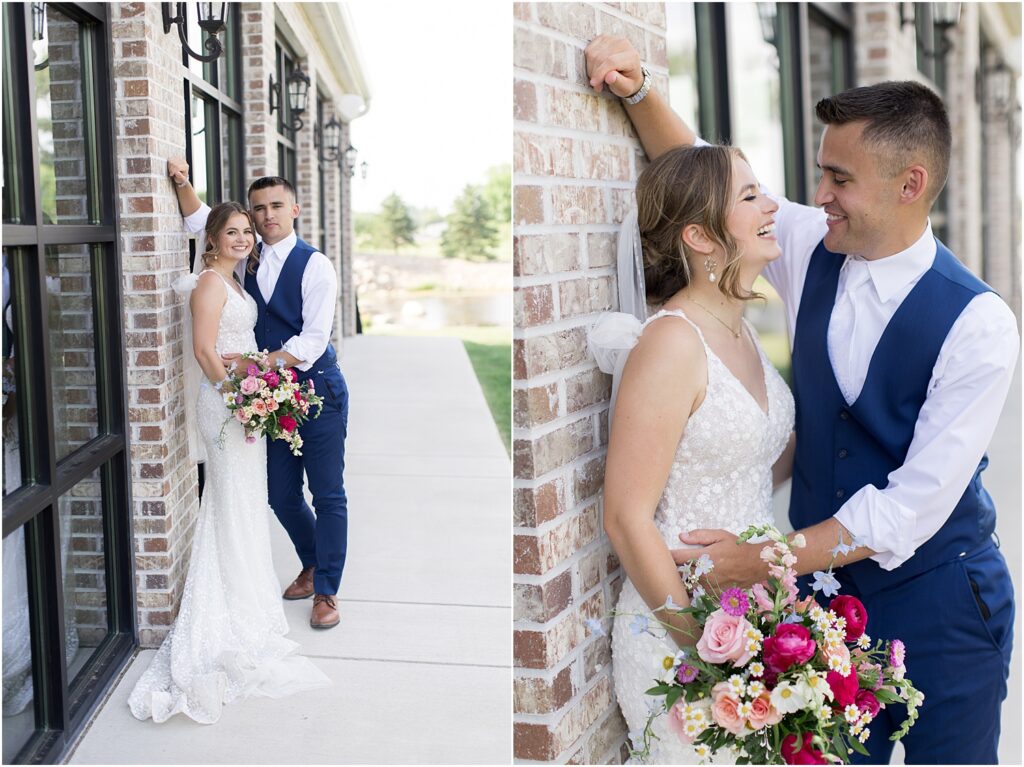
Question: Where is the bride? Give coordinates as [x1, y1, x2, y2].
[588, 91, 795, 766]
[127, 202, 329, 724]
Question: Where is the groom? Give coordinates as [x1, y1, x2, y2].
[585, 37, 1019, 763]
[168, 158, 349, 630]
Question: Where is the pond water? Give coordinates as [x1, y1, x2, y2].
[360, 291, 511, 329]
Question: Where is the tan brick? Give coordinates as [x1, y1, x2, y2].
[518, 416, 594, 479]
[513, 80, 537, 122]
[514, 284, 555, 328]
[584, 707, 629, 764]
[537, 3, 598, 40]
[513, 478, 566, 528]
[514, 568, 573, 623]
[521, 326, 590, 377]
[514, 27, 570, 79]
[552, 674, 615, 753]
[572, 453, 606, 505]
[567, 369, 612, 415]
[546, 87, 602, 132]
[516, 233, 582, 276]
[514, 132, 575, 178]
[513, 381, 559, 429]
[514, 185, 545, 225]
[514, 610, 582, 669]
[583, 634, 611, 683]
[552, 185, 606, 225]
[578, 140, 632, 181]
[513, 664, 575, 715]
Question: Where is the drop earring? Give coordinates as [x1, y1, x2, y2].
[704, 256, 718, 283]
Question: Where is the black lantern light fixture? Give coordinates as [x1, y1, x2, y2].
[269, 64, 311, 132]
[315, 115, 343, 162]
[162, 2, 229, 64]
[977, 60, 1014, 118]
[342, 144, 360, 179]
[901, 2, 961, 59]
[31, 2, 48, 70]
[359, 161, 369, 180]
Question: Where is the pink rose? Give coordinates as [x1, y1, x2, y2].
[251, 399, 268, 416]
[855, 689, 881, 718]
[266, 398, 279, 412]
[763, 624, 817, 674]
[697, 609, 756, 667]
[234, 409, 248, 423]
[746, 692, 782, 731]
[710, 683, 746, 735]
[830, 595, 868, 642]
[240, 376, 259, 395]
[826, 669, 859, 707]
[665, 700, 695, 744]
[782, 733, 828, 765]
[262, 371, 280, 388]
[822, 641, 851, 669]
[279, 414, 297, 433]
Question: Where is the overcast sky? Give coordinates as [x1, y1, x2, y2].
[347, 2, 511, 215]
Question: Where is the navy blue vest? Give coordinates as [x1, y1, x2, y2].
[245, 237, 338, 382]
[790, 238, 996, 595]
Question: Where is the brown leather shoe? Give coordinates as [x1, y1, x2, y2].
[283, 566, 315, 600]
[310, 594, 339, 629]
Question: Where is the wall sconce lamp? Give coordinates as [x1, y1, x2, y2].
[315, 116, 344, 162]
[31, 2, 48, 70]
[269, 64, 311, 132]
[900, 2, 961, 59]
[342, 144, 359, 179]
[359, 161, 369, 180]
[977, 61, 1014, 118]
[162, 3, 229, 64]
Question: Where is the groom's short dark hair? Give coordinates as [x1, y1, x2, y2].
[815, 81, 951, 206]
[247, 175, 297, 202]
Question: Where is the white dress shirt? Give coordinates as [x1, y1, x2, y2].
[184, 204, 337, 371]
[762, 192, 1020, 570]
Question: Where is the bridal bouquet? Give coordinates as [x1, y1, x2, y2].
[621, 526, 922, 764]
[218, 350, 323, 456]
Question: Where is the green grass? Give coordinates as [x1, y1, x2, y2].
[365, 324, 511, 453]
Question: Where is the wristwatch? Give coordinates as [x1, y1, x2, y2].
[622, 65, 651, 106]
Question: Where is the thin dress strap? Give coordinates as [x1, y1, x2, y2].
[642, 308, 710, 350]
[199, 268, 241, 297]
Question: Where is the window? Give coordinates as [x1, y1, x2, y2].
[275, 41, 299, 197]
[1, 5, 135, 764]
[180, 3, 244, 208]
[807, 5, 853, 195]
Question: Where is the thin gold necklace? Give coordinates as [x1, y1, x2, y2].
[688, 298, 742, 339]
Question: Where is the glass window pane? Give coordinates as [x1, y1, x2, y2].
[2, 5, 25, 225]
[807, 14, 836, 192]
[46, 244, 100, 460]
[2, 527, 36, 763]
[62, 465, 109, 688]
[203, 98, 219, 204]
[223, 8, 240, 101]
[3, 248, 25, 496]
[185, 5, 216, 85]
[224, 111, 242, 202]
[667, 3, 700, 135]
[190, 92, 210, 204]
[37, 5, 98, 225]
[726, 2, 785, 194]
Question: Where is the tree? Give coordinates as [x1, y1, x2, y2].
[482, 164, 511, 222]
[441, 184, 499, 261]
[376, 192, 417, 253]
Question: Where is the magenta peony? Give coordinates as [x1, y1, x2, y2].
[855, 688, 881, 718]
[830, 595, 868, 642]
[826, 669, 859, 707]
[782, 733, 828, 765]
[762, 624, 817, 674]
[278, 414, 297, 433]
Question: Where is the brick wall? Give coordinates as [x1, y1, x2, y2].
[512, 3, 667, 763]
[241, 2, 277, 180]
[111, 1, 200, 646]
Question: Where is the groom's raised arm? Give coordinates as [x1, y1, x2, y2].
[584, 35, 695, 159]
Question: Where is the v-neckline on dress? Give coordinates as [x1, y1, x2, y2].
[703, 321, 771, 419]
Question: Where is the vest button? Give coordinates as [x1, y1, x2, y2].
[839, 410, 850, 420]
[835, 489, 846, 499]
[838, 448, 848, 459]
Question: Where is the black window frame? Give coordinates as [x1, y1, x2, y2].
[275, 39, 299, 207]
[1, 4, 135, 763]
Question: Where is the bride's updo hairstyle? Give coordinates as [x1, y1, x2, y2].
[201, 201, 260, 275]
[637, 144, 758, 305]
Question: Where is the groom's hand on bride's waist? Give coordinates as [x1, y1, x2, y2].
[670, 529, 768, 589]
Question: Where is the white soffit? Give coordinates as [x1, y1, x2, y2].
[300, 3, 372, 113]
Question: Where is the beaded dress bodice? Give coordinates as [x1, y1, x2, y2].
[607, 309, 794, 763]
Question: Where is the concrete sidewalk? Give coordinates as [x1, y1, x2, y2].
[68, 335, 512, 764]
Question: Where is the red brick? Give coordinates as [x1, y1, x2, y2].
[513, 381, 559, 429]
[513, 664, 575, 715]
[514, 722, 556, 761]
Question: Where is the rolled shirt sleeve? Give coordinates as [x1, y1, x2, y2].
[183, 203, 211, 235]
[279, 251, 337, 371]
[834, 292, 1020, 569]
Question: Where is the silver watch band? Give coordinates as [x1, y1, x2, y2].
[622, 65, 651, 106]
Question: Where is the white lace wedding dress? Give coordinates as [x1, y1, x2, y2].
[606, 309, 795, 763]
[127, 271, 330, 724]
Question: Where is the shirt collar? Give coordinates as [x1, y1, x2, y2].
[262, 231, 297, 261]
[842, 220, 936, 304]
